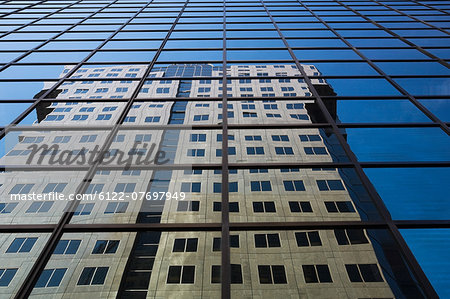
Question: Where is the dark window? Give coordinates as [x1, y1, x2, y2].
[6, 237, 37, 253]
[271, 135, 289, 141]
[213, 182, 238, 193]
[302, 265, 332, 283]
[53, 240, 81, 255]
[190, 133, 206, 142]
[295, 231, 322, 247]
[325, 201, 356, 213]
[181, 182, 201, 193]
[288, 201, 313, 213]
[173, 238, 198, 252]
[36, 268, 67, 288]
[317, 180, 345, 191]
[299, 134, 321, 142]
[211, 264, 243, 284]
[258, 265, 287, 284]
[77, 267, 109, 285]
[253, 201, 276, 213]
[0, 268, 18, 287]
[275, 147, 294, 155]
[177, 201, 200, 212]
[254, 233, 281, 248]
[167, 266, 195, 284]
[246, 146, 265, 155]
[334, 229, 369, 245]
[213, 202, 240, 212]
[345, 264, 383, 282]
[213, 235, 239, 251]
[304, 147, 327, 155]
[283, 180, 306, 191]
[250, 181, 272, 191]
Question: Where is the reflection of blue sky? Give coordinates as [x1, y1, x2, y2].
[401, 229, 450, 298]
[0, 103, 34, 157]
[338, 100, 431, 123]
[419, 99, 450, 122]
[346, 128, 450, 162]
[365, 168, 450, 220]
[0, 82, 46, 100]
[0, 22, 449, 295]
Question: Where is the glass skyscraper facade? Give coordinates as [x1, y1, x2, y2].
[0, 1, 449, 298]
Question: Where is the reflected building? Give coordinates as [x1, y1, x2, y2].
[0, 64, 421, 298]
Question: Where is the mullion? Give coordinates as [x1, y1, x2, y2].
[2, 73, 450, 80]
[261, 1, 441, 297]
[3, 161, 449, 173]
[221, 1, 231, 298]
[1, 220, 450, 234]
[2, 121, 445, 130]
[0, 1, 447, 298]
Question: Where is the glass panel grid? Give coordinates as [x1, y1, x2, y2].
[0, 0, 448, 298]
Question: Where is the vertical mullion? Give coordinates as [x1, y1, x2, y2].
[221, 1, 231, 299]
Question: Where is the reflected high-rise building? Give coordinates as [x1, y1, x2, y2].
[0, 64, 421, 298]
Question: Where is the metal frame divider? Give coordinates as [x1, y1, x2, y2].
[0, 1, 447, 298]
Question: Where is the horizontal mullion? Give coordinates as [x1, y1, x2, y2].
[1, 161, 449, 173]
[0, 221, 449, 234]
[0, 95, 448, 103]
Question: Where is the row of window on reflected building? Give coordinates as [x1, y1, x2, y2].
[0, 228, 383, 288]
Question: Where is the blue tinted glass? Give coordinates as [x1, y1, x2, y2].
[78, 267, 95, 285]
[47, 268, 66, 287]
[213, 183, 221, 193]
[53, 240, 69, 254]
[191, 182, 201, 192]
[401, 229, 450, 298]
[365, 168, 450, 220]
[66, 240, 81, 254]
[347, 128, 450, 162]
[35, 269, 52, 288]
[337, 100, 431, 123]
[92, 240, 107, 254]
[419, 99, 450, 122]
[283, 181, 294, 191]
[20, 237, 37, 252]
[0, 269, 17, 287]
[92, 267, 109, 285]
[6, 238, 25, 253]
[105, 241, 119, 254]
